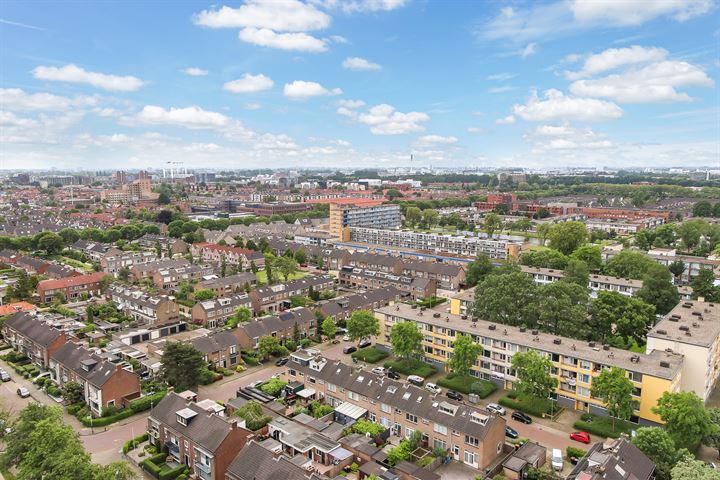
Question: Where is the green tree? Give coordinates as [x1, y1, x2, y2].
[472, 271, 537, 327]
[257, 336, 288, 360]
[520, 249, 569, 269]
[264, 257, 275, 284]
[537, 281, 589, 337]
[160, 342, 206, 392]
[548, 221, 588, 255]
[511, 350, 558, 400]
[563, 258, 590, 287]
[703, 408, 720, 458]
[447, 334, 483, 377]
[194, 288, 215, 301]
[422, 209, 439, 227]
[260, 378, 287, 397]
[117, 266, 131, 282]
[637, 264, 680, 315]
[294, 248, 307, 264]
[603, 250, 657, 279]
[0, 403, 63, 470]
[62, 381, 84, 405]
[653, 391, 714, 451]
[321, 317, 336, 340]
[632, 427, 684, 480]
[273, 256, 298, 282]
[671, 455, 720, 480]
[668, 260, 686, 281]
[483, 213, 502, 238]
[158, 191, 171, 205]
[513, 218, 533, 232]
[591, 367, 635, 431]
[390, 321, 423, 360]
[590, 291, 655, 345]
[537, 223, 552, 246]
[405, 207, 422, 226]
[225, 306, 252, 328]
[570, 245, 602, 271]
[37, 232, 65, 255]
[58, 228, 80, 245]
[347, 310, 380, 342]
[235, 400, 272, 431]
[465, 253, 494, 287]
[220, 255, 227, 277]
[691, 268, 720, 302]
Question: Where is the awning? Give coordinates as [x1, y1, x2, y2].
[329, 446, 353, 461]
[335, 402, 367, 420]
[297, 388, 316, 399]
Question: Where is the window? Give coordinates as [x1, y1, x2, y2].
[327, 383, 336, 392]
[464, 435, 479, 447]
[433, 423, 447, 435]
[464, 450, 477, 466]
[369, 412, 376, 422]
[380, 403, 391, 413]
[433, 439, 446, 451]
[405, 427, 415, 439]
[348, 391, 359, 401]
[406, 413, 417, 424]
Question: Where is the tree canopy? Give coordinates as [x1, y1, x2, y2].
[510, 350, 558, 400]
[390, 321, 423, 360]
[160, 342, 206, 392]
[347, 310, 380, 341]
[447, 334, 483, 377]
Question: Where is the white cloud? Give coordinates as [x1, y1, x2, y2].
[512, 89, 623, 121]
[0, 111, 39, 128]
[342, 56, 381, 71]
[133, 105, 230, 129]
[329, 35, 348, 44]
[32, 64, 144, 91]
[244, 103, 262, 110]
[488, 86, 514, 94]
[283, 80, 342, 99]
[566, 46, 668, 79]
[0, 88, 97, 111]
[570, 0, 714, 26]
[338, 103, 430, 135]
[488, 73, 517, 81]
[467, 127, 487, 133]
[239, 27, 327, 52]
[194, 1, 330, 31]
[338, 99, 365, 108]
[414, 135, 458, 146]
[223, 73, 274, 93]
[495, 115, 516, 124]
[182, 67, 208, 76]
[318, 0, 409, 13]
[520, 42, 538, 58]
[330, 139, 351, 146]
[569, 60, 714, 103]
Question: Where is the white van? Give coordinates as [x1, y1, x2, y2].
[551, 449, 563, 471]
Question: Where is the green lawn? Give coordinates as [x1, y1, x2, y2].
[384, 358, 437, 378]
[499, 391, 558, 418]
[50, 255, 94, 272]
[436, 373, 496, 398]
[351, 346, 389, 364]
[256, 270, 307, 284]
[574, 414, 636, 439]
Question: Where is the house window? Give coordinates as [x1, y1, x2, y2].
[433, 423, 447, 435]
[348, 391, 359, 401]
[406, 413, 417, 423]
[464, 435, 479, 447]
[380, 403, 391, 413]
[464, 450, 477, 466]
[327, 383, 336, 392]
[433, 439, 446, 451]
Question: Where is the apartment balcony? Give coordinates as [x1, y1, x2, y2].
[195, 461, 212, 479]
[165, 441, 180, 458]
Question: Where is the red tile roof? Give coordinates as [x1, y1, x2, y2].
[37, 272, 109, 291]
[0, 301, 37, 316]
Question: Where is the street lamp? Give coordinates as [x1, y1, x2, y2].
[87, 414, 93, 434]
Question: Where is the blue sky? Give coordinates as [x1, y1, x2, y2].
[1, 0, 718, 171]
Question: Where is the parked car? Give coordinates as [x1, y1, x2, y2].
[372, 367, 386, 375]
[358, 338, 372, 349]
[505, 426, 519, 439]
[425, 383, 442, 394]
[275, 357, 288, 367]
[511, 411, 533, 424]
[343, 335, 351, 341]
[343, 346, 357, 354]
[570, 431, 591, 444]
[0, 371, 10, 382]
[17, 387, 30, 398]
[446, 390, 464, 401]
[487, 403, 506, 415]
[551, 449, 563, 471]
[386, 369, 400, 380]
[407, 375, 424, 386]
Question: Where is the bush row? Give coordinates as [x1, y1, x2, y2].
[351, 346, 389, 364]
[436, 373, 497, 398]
[383, 359, 437, 378]
[498, 392, 557, 418]
[122, 432, 149, 454]
[573, 414, 635, 439]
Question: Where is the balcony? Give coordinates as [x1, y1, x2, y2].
[195, 462, 212, 477]
[165, 441, 180, 458]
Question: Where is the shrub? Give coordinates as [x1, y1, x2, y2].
[417, 456, 434, 467]
[499, 392, 557, 418]
[383, 359, 436, 378]
[47, 385, 63, 397]
[351, 419, 385, 437]
[573, 414, 635, 439]
[566, 447, 586, 459]
[81, 408, 134, 427]
[241, 354, 259, 366]
[260, 378, 287, 397]
[351, 346, 389, 364]
[159, 465, 188, 480]
[130, 390, 167, 413]
[437, 373, 497, 398]
[123, 432, 150, 454]
[67, 403, 84, 415]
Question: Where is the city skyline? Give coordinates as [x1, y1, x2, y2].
[1, 0, 718, 170]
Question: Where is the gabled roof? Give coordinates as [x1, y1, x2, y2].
[3, 312, 64, 346]
[37, 272, 108, 291]
[226, 441, 329, 480]
[51, 342, 133, 388]
[189, 331, 238, 355]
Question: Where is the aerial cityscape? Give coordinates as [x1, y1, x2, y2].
[0, 1, 719, 480]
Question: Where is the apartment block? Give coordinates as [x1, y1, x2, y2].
[349, 227, 520, 260]
[285, 352, 507, 471]
[338, 266, 436, 300]
[375, 304, 684, 425]
[2, 311, 67, 368]
[646, 299, 720, 402]
[192, 294, 254, 328]
[49, 341, 141, 416]
[107, 284, 180, 325]
[36, 271, 109, 303]
[329, 200, 402, 241]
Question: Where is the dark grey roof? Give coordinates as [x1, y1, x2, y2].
[349, 252, 400, 268]
[239, 308, 315, 339]
[3, 312, 63, 346]
[199, 273, 256, 289]
[567, 438, 655, 480]
[226, 441, 329, 480]
[401, 260, 463, 276]
[318, 286, 401, 317]
[189, 331, 237, 355]
[149, 391, 240, 453]
[51, 342, 132, 388]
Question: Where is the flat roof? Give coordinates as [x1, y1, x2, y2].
[648, 299, 720, 348]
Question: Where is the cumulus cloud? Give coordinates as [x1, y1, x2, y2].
[338, 99, 366, 108]
[570, 0, 714, 26]
[413, 135, 458, 146]
[133, 105, 230, 129]
[283, 80, 342, 99]
[338, 103, 430, 135]
[223, 73, 274, 93]
[0, 88, 97, 111]
[527, 123, 614, 153]
[566, 46, 668, 79]
[512, 89, 623, 121]
[495, 115, 516, 124]
[488, 72, 517, 81]
[32, 64, 145, 91]
[238, 27, 327, 52]
[182, 67, 209, 76]
[342, 56, 381, 71]
[194, 1, 330, 31]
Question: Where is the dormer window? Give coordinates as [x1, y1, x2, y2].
[176, 408, 198, 426]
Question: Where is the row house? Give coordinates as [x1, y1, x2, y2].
[234, 307, 316, 350]
[375, 303, 684, 425]
[249, 275, 336, 314]
[152, 263, 215, 291]
[16, 256, 50, 274]
[101, 251, 158, 277]
[338, 266, 436, 300]
[225, 441, 330, 480]
[191, 243, 265, 271]
[568, 438, 654, 480]
[131, 258, 190, 281]
[348, 252, 403, 274]
[401, 261, 466, 291]
[148, 391, 252, 480]
[107, 284, 180, 325]
[43, 263, 80, 280]
[2, 311, 67, 368]
[195, 273, 257, 298]
[189, 331, 239, 369]
[49, 341, 141, 416]
[266, 416, 345, 474]
[286, 352, 507, 472]
[36, 271, 109, 303]
[0, 249, 19, 265]
[69, 240, 115, 262]
[192, 294, 254, 328]
[133, 234, 188, 256]
[316, 286, 404, 323]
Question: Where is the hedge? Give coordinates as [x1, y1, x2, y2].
[383, 359, 437, 378]
[566, 447, 586, 459]
[573, 414, 635, 439]
[436, 373, 496, 398]
[81, 408, 134, 427]
[498, 391, 557, 418]
[159, 465, 188, 480]
[141, 452, 169, 478]
[130, 390, 168, 413]
[241, 354, 259, 366]
[123, 432, 149, 454]
[351, 346, 389, 364]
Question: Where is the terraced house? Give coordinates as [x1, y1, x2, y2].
[375, 304, 684, 425]
[234, 307, 316, 350]
[191, 294, 254, 328]
[2, 311, 67, 368]
[107, 284, 180, 325]
[248, 275, 336, 314]
[195, 273, 257, 297]
[100, 251, 157, 276]
[190, 242, 265, 271]
[285, 352, 506, 471]
[36, 271, 109, 303]
[152, 263, 214, 291]
[338, 266, 436, 300]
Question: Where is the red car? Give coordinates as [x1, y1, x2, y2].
[570, 431, 591, 444]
